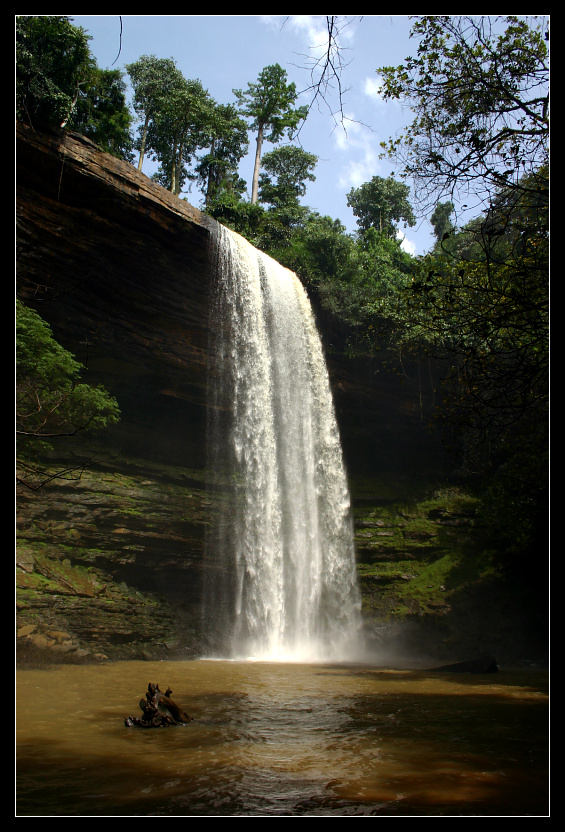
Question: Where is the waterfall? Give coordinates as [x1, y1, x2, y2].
[204, 225, 362, 662]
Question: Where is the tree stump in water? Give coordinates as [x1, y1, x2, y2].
[124, 683, 193, 727]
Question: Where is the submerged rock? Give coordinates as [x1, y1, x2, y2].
[431, 655, 499, 673]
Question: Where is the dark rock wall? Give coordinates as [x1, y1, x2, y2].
[17, 121, 217, 468]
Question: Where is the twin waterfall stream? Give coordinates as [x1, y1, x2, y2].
[204, 226, 362, 662]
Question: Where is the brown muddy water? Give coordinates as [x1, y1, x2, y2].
[16, 659, 548, 816]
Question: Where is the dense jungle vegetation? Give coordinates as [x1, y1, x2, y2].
[16, 15, 549, 613]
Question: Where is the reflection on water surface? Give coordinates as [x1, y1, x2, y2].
[16, 660, 548, 816]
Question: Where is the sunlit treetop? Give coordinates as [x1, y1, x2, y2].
[377, 15, 549, 214]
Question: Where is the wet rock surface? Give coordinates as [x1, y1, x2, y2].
[16, 463, 211, 665]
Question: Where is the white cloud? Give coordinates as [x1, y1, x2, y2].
[333, 116, 382, 190]
[397, 230, 417, 256]
[286, 15, 330, 53]
[363, 74, 385, 102]
[260, 14, 331, 56]
[339, 156, 379, 191]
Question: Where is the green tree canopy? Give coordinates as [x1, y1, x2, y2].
[376, 16, 549, 451]
[16, 15, 94, 128]
[374, 16, 549, 577]
[378, 15, 549, 214]
[191, 103, 249, 206]
[204, 193, 267, 247]
[252, 145, 318, 251]
[430, 201, 455, 242]
[346, 175, 416, 238]
[126, 55, 185, 172]
[258, 145, 317, 209]
[233, 64, 309, 204]
[17, 16, 133, 161]
[70, 67, 133, 161]
[147, 75, 215, 196]
[128, 56, 239, 197]
[408, 176, 548, 573]
[283, 213, 357, 288]
[16, 301, 120, 485]
[407, 168, 548, 464]
[272, 210, 413, 354]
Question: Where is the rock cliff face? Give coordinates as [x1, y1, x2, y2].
[17, 122, 223, 662]
[17, 121, 217, 466]
[16, 123, 458, 665]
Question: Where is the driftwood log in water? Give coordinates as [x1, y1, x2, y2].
[124, 683, 193, 727]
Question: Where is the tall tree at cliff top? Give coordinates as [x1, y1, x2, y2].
[249, 144, 317, 257]
[346, 175, 416, 239]
[16, 15, 93, 128]
[70, 66, 133, 161]
[148, 75, 215, 196]
[233, 64, 309, 204]
[258, 145, 318, 208]
[192, 103, 250, 206]
[16, 16, 133, 160]
[126, 55, 185, 172]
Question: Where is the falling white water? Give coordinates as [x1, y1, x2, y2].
[205, 225, 362, 662]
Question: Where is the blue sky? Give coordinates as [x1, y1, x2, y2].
[72, 15, 437, 255]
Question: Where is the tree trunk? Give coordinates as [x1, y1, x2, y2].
[124, 683, 193, 727]
[251, 124, 264, 205]
[205, 138, 216, 206]
[170, 138, 178, 194]
[174, 140, 185, 196]
[138, 114, 150, 172]
[59, 82, 80, 129]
